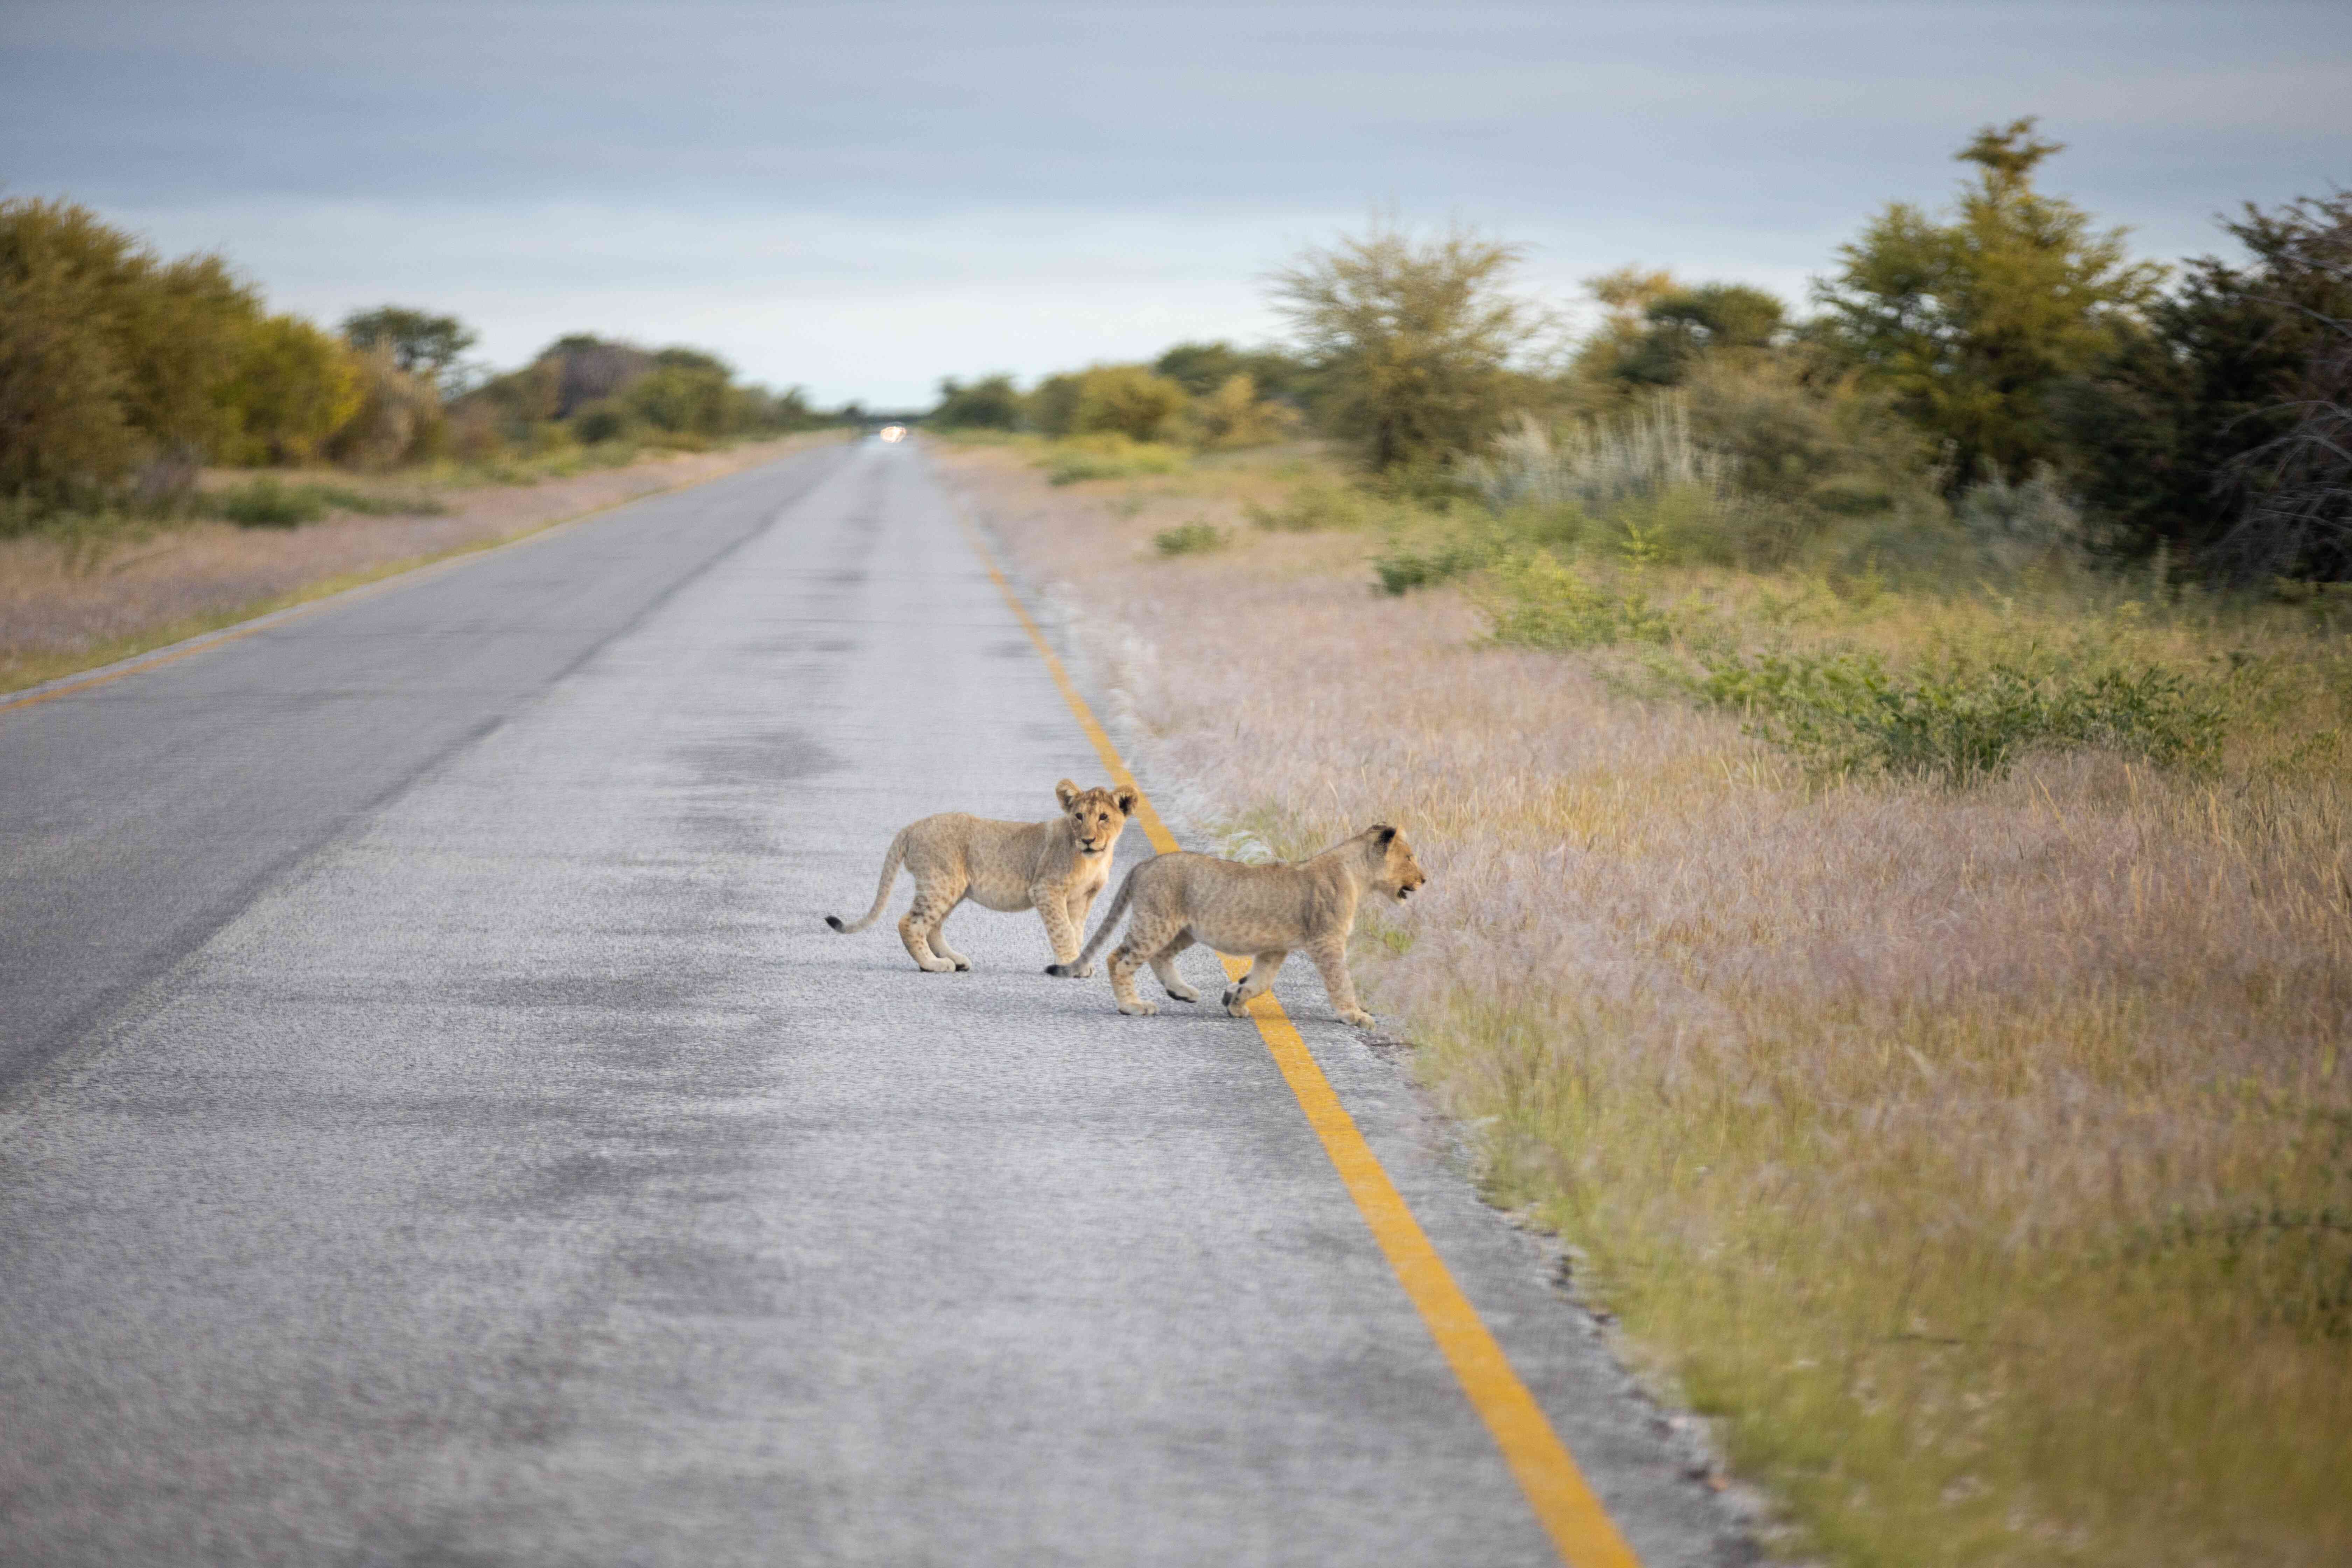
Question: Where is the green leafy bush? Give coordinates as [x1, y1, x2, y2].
[1474, 552, 1691, 648]
[1690, 644, 2234, 779]
[1153, 520, 1225, 556]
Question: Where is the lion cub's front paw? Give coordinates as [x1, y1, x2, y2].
[1164, 983, 1199, 1003]
[952, 959, 973, 972]
[1117, 999, 1160, 1016]
[1338, 1007, 1375, 1027]
[1067, 962, 1095, 979]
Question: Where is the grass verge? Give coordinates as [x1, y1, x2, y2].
[934, 438, 2352, 1567]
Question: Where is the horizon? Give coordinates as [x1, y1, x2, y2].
[5, 0, 2345, 406]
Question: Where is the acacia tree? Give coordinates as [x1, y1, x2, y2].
[341, 305, 477, 392]
[1813, 119, 2165, 489]
[1270, 222, 1549, 471]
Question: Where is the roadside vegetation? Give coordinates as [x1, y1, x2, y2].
[934, 121, 2352, 1566]
[0, 196, 836, 541]
[0, 194, 852, 690]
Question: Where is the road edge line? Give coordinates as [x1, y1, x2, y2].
[951, 502, 1644, 1568]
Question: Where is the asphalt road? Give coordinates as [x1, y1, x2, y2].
[0, 440, 1747, 1566]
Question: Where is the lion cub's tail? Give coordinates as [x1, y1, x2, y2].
[1046, 860, 1141, 977]
[825, 827, 910, 934]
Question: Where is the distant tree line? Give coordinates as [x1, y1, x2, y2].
[937, 120, 2351, 584]
[930, 338, 1312, 454]
[0, 196, 834, 526]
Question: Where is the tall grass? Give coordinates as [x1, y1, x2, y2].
[939, 440, 2352, 1568]
[1460, 402, 1730, 514]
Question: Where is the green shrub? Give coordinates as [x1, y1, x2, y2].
[1071, 364, 1191, 443]
[1371, 534, 1498, 595]
[1690, 644, 2234, 779]
[1153, 520, 1225, 556]
[1476, 551, 1688, 648]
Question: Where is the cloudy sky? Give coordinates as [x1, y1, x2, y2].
[4, 1, 2345, 407]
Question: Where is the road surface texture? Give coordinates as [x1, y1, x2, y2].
[0, 440, 1748, 1566]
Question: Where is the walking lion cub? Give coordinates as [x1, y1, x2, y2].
[1047, 824, 1426, 1026]
[825, 780, 1137, 972]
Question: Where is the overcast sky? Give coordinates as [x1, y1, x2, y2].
[4, 1, 2346, 407]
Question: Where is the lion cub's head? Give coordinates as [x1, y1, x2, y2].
[1366, 824, 1428, 902]
[1055, 779, 1139, 857]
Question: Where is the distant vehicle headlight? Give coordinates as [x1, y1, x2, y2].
[879, 425, 907, 443]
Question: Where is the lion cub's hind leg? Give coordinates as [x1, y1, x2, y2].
[1222, 950, 1289, 1016]
[925, 905, 974, 972]
[1148, 931, 1199, 1003]
[898, 873, 971, 973]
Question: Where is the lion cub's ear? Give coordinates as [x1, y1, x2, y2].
[1371, 823, 1398, 846]
[1114, 787, 1140, 816]
[1055, 779, 1082, 810]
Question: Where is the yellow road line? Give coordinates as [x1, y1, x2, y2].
[955, 506, 1643, 1568]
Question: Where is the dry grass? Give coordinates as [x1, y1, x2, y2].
[935, 437, 2352, 1567]
[1, 434, 840, 692]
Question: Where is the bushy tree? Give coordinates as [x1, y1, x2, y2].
[1070, 364, 1190, 442]
[538, 335, 654, 418]
[2060, 192, 2352, 580]
[1683, 352, 1942, 561]
[325, 345, 444, 468]
[932, 374, 1023, 430]
[341, 306, 477, 392]
[0, 203, 136, 502]
[1153, 341, 1313, 405]
[1814, 119, 2165, 489]
[628, 357, 734, 436]
[222, 315, 364, 464]
[0, 197, 265, 503]
[2209, 194, 2352, 581]
[1026, 373, 1083, 437]
[1603, 282, 1787, 386]
[1188, 374, 1297, 450]
[1270, 222, 1550, 470]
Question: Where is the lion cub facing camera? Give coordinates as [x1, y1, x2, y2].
[1048, 824, 1427, 1026]
[825, 780, 1137, 973]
